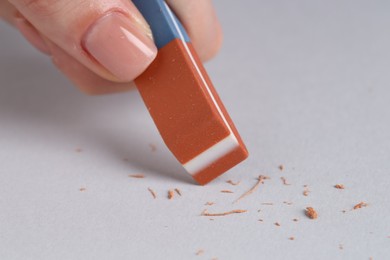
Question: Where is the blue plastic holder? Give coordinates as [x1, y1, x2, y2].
[132, 0, 190, 49]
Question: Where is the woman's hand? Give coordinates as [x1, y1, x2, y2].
[0, 0, 222, 94]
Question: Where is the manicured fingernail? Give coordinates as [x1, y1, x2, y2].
[14, 14, 51, 55]
[82, 12, 157, 81]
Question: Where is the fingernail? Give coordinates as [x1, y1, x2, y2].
[82, 12, 157, 81]
[14, 14, 51, 55]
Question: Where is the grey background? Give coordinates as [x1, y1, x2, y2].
[1, 1, 390, 259]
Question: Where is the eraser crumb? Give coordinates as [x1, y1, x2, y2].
[335, 184, 345, 189]
[280, 177, 291, 185]
[226, 180, 240, 186]
[148, 188, 157, 199]
[201, 209, 247, 217]
[174, 188, 182, 196]
[168, 190, 174, 200]
[353, 202, 368, 210]
[234, 175, 268, 203]
[195, 249, 204, 256]
[303, 186, 310, 196]
[305, 207, 318, 219]
[128, 174, 145, 179]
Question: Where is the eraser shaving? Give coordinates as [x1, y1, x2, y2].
[133, 0, 248, 185]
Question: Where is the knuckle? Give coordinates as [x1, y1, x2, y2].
[14, 0, 66, 17]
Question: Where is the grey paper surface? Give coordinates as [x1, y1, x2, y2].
[1, 1, 390, 259]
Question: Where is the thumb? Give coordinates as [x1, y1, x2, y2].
[8, 0, 157, 82]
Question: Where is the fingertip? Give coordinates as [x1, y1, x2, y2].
[166, 0, 223, 62]
[198, 20, 223, 62]
[81, 11, 158, 82]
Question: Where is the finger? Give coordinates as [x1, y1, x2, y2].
[8, 0, 158, 82]
[0, 1, 51, 55]
[1, 2, 135, 94]
[44, 38, 135, 95]
[166, 0, 223, 61]
[13, 13, 51, 54]
[0, 0, 17, 25]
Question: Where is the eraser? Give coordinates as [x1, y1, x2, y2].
[133, 0, 248, 185]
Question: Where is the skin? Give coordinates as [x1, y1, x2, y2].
[0, 0, 223, 95]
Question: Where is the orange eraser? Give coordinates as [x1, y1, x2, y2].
[134, 0, 248, 185]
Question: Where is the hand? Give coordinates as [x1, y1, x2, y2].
[0, 0, 222, 95]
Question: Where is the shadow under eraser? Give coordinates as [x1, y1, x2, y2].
[133, 0, 248, 185]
